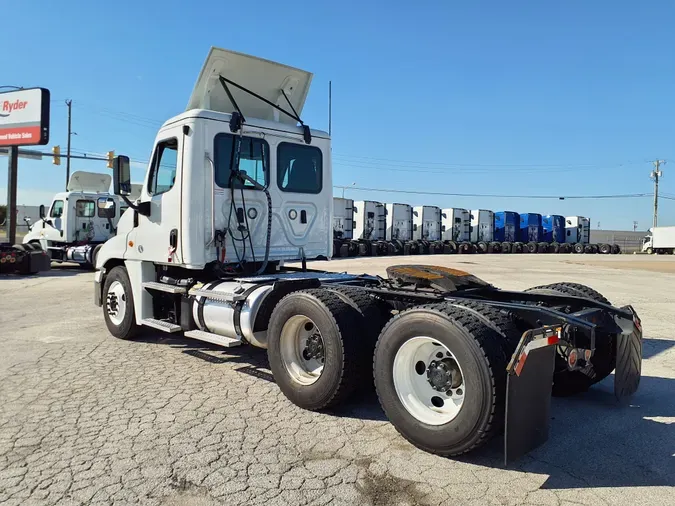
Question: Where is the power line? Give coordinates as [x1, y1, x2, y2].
[332, 185, 652, 200]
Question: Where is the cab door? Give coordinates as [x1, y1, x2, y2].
[41, 199, 66, 242]
[125, 128, 182, 264]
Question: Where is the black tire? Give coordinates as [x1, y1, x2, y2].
[28, 240, 43, 251]
[590, 244, 599, 254]
[476, 241, 488, 253]
[443, 241, 457, 254]
[584, 244, 594, 254]
[267, 288, 368, 411]
[459, 242, 472, 254]
[526, 242, 538, 253]
[523, 282, 615, 397]
[574, 243, 584, 254]
[559, 243, 571, 254]
[611, 244, 621, 255]
[488, 242, 501, 254]
[102, 266, 140, 340]
[513, 242, 524, 253]
[322, 285, 390, 351]
[549, 242, 561, 254]
[537, 242, 549, 253]
[599, 243, 611, 254]
[373, 303, 508, 457]
[447, 299, 521, 354]
[501, 242, 512, 253]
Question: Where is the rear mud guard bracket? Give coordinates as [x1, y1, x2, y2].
[504, 327, 560, 465]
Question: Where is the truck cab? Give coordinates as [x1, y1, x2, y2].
[22, 171, 133, 267]
[95, 47, 333, 325]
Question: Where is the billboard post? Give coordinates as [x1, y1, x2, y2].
[0, 87, 50, 245]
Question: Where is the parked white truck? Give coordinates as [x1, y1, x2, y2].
[22, 171, 140, 268]
[642, 226, 675, 255]
[93, 46, 643, 463]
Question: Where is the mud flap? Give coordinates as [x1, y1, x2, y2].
[614, 306, 643, 401]
[504, 327, 559, 465]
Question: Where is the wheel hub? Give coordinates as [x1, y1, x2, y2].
[427, 359, 462, 392]
[106, 292, 119, 316]
[303, 333, 324, 363]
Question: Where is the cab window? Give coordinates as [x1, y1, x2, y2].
[214, 133, 269, 189]
[76, 200, 95, 217]
[50, 200, 64, 218]
[97, 198, 116, 218]
[148, 138, 178, 196]
[277, 142, 322, 194]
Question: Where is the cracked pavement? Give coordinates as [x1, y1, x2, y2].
[1, 255, 674, 505]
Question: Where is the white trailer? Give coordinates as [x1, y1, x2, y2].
[385, 203, 413, 241]
[642, 226, 675, 254]
[470, 209, 495, 243]
[441, 208, 470, 242]
[332, 197, 354, 240]
[412, 205, 442, 241]
[353, 200, 385, 240]
[565, 216, 590, 244]
[92, 46, 643, 464]
[21, 171, 134, 268]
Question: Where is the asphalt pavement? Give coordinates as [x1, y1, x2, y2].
[0, 255, 673, 506]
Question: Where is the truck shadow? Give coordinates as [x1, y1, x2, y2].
[642, 337, 675, 359]
[454, 373, 675, 489]
[135, 332, 674, 487]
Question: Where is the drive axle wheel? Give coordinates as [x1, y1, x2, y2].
[279, 315, 325, 385]
[267, 289, 366, 411]
[373, 304, 507, 457]
[523, 282, 616, 396]
[102, 266, 139, 340]
[393, 337, 466, 425]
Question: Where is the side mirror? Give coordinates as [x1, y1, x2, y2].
[112, 155, 132, 196]
[39, 204, 46, 219]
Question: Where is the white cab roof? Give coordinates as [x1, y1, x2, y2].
[186, 47, 313, 126]
[66, 171, 111, 193]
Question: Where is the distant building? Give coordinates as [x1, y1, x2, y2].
[590, 229, 647, 253]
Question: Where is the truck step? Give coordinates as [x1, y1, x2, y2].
[189, 288, 235, 303]
[141, 318, 182, 333]
[184, 330, 242, 348]
[142, 281, 187, 294]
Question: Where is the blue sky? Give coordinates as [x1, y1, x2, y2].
[2, 0, 675, 230]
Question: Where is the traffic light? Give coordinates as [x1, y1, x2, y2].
[106, 151, 115, 169]
[52, 145, 61, 165]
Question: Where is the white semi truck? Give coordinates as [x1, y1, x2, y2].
[642, 226, 675, 255]
[93, 46, 643, 463]
[22, 171, 141, 268]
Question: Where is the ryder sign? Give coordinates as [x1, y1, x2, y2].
[0, 88, 50, 147]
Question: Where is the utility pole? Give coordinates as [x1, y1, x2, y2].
[633, 221, 638, 232]
[650, 160, 665, 229]
[328, 81, 332, 137]
[65, 99, 72, 189]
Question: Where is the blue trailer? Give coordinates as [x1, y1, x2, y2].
[494, 211, 520, 242]
[519, 213, 543, 243]
[542, 215, 565, 243]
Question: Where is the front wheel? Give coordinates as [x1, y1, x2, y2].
[102, 266, 139, 340]
[373, 304, 507, 457]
